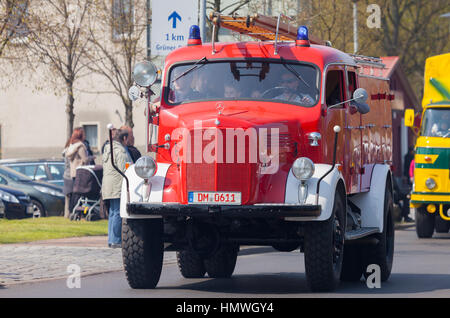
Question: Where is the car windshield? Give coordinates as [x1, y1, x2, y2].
[166, 60, 320, 107]
[420, 108, 450, 138]
[0, 165, 33, 181]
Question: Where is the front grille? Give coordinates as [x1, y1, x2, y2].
[185, 128, 256, 203]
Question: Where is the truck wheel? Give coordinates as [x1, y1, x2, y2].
[204, 244, 239, 278]
[415, 207, 435, 238]
[435, 215, 450, 233]
[340, 244, 364, 282]
[122, 218, 164, 289]
[304, 191, 345, 292]
[177, 250, 206, 278]
[363, 185, 395, 282]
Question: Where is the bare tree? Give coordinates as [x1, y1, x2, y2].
[206, 0, 251, 42]
[86, 0, 147, 128]
[0, 0, 25, 57]
[23, 0, 93, 139]
[366, 0, 450, 95]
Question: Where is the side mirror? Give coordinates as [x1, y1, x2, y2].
[328, 87, 370, 114]
[404, 108, 415, 127]
[352, 101, 370, 114]
[353, 88, 368, 104]
[352, 88, 370, 114]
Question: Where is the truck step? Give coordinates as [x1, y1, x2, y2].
[345, 227, 379, 240]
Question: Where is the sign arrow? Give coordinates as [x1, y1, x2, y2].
[168, 11, 182, 28]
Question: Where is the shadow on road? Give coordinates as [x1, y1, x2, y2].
[160, 272, 450, 296]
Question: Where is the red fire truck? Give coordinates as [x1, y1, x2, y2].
[118, 14, 394, 292]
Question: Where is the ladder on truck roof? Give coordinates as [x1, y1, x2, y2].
[210, 12, 326, 45]
[211, 12, 385, 73]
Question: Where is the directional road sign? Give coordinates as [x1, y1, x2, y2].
[151, 0, 199, 56]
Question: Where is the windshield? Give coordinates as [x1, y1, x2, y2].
[421, 108, 450, 138]
[165, 60, 320, 107]
[0, 165, 33, 181]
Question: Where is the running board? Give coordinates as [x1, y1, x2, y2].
[345, 227, 379, 240]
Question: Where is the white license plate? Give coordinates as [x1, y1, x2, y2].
[188, 192, 241, 205]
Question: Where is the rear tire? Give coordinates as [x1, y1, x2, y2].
[177, 250, 206, 278]
[204, 244, 239, 278]
[122, 218, 164, 289]
[304, 191, 345, 292]
[415, 207, 435, 238]
[362, 183, 395, 282]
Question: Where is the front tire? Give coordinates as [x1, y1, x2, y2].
[415, 207, 435, 238]
[31, 199, 45, 218]
[122, 218, 164, 289]
[340, 244, 364, 282]
[304, 191, 345, 292]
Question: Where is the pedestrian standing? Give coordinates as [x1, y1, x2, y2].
[403, 147, 414, 185]
[120, 125, 141, 163]
[102, 129, 132, 248]
[66, 127, 91, 214]
[409, 159, 415, 184]
[62, 138, 73, 218]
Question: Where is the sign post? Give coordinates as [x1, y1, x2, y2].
[151, 0, 199, 56]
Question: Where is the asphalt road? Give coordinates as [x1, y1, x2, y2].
[1, 227, 450, 298]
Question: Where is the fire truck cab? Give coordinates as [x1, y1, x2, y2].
[118, 15, 394, 292]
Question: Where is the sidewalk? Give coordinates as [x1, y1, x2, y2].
[0, 236, 176, 286]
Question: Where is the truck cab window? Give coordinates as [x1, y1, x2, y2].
[326, 70, 344, 107]
[348, 71, 357, 99]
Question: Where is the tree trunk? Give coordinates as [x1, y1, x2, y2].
[66, 83, 75, 140]
[124, 97, 134, 128]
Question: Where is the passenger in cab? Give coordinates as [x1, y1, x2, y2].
[224, 81, 242, 99]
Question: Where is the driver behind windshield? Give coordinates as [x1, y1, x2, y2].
[168, 72, 200, 103]
[274, 72, 314, 106]
[431, 111, 450, 137]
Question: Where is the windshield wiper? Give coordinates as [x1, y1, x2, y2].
[280, 57, 310, 88]
[171, 57, 208, 83]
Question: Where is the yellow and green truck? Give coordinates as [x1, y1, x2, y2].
[405, 53, 450, 238]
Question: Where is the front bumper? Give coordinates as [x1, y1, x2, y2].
[411, 192, 450, 205]
[127, 203, 321, 218]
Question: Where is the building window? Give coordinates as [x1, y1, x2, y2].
[82, 124, 98, 151]
[6, 0, 30, 43]
[112, 0, 134, 40]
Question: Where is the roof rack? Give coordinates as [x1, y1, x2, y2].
[210, 12, 325, 45]
[349, 54, 385, 69]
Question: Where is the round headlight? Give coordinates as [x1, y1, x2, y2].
[425, 178, 436, 190]
[133, 61, 158, 87]
[135, 156, 157, 179]
[292, 157, 315, 180]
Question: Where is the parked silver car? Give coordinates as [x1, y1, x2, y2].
[0, 159, 65, 187]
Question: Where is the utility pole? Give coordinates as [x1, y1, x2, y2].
[146, 0, 151, 59]
[353, 0, 358, 54]
[200, 0, 206, 41]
